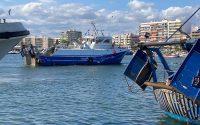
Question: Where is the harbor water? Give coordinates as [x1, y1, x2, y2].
[0, 54, 194, 125]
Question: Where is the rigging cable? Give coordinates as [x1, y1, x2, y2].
[158, 7, 200, 49]
[124, 76, 141, 94]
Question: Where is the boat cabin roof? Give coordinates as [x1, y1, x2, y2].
[95, 36, 112, 44]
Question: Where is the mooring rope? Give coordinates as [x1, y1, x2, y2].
[123, 76, 141, 94]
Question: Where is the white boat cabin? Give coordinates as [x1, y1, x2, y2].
[83, 36, 113, 49]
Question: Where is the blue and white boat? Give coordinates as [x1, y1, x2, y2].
[36, 36, 127, 66]
[28, 22, 127, 66]
[124, 38, 200, 123]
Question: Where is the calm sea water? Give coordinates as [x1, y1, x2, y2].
[0, 54, 194, 125]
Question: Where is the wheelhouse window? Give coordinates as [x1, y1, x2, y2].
[103, 39, 111, 43]
[96, 38, 104, 43]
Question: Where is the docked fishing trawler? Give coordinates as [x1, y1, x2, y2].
[124, 8, 200, 123]
[37, 36, 127, 66]
[0, 19, 29, 59]
[27, 23, 127, 66]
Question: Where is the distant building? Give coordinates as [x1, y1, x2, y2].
[191, 27, 200, 39]
[139, 19, 187, 42]
[61, 30, 82, 44]
[112, 33, 139, 47]
[21, 36, 59, 50]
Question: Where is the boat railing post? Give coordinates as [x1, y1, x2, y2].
[152, 48, 174, 76]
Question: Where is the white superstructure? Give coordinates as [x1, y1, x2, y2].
[53, 36, 126, 56]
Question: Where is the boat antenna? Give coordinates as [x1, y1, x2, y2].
[84, 29, 90, 36]
[91, 21, 98, 37]
[100, 30, 104, 36]
[163, 7, 200, 44]
[8, 9, 11, 16]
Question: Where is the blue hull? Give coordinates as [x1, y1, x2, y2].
[37, 51, 126, 66]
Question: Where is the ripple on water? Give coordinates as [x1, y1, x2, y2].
[0, 55, 194, 125]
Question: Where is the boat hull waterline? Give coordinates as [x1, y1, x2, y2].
[154, 88, 200, 123]
[38, 51, 127, 66]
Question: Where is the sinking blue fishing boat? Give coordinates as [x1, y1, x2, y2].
[124, 38, 200, 123]
[124, 8, 200, 123]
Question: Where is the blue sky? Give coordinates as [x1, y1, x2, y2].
[1, 0, 199, 10]
[0, 0, 199, 10]
[0, 0, 199, 37]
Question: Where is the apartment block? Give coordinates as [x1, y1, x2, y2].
[139, 19, 187, 42]
[21, 36, 59, 50]
[61, 30, 82, 44]
[191, 27, 200, 39]
[112, 33, 139, 47]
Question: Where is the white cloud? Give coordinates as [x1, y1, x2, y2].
[128, 0, 154, 10]
[127, 0, 159, 22]
[161, 6, 196, 20]
[0, 8, 4, 15]
[38, 0, 55, 3]
[21, 2, 42, 13]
